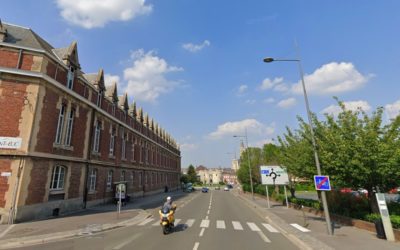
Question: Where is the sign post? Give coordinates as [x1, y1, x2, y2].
[376, 193, 395, 241]
[260, 166, 290, 209]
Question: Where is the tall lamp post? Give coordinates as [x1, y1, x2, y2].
[233, 129, 254, 200]
[263, 56, 333, 235]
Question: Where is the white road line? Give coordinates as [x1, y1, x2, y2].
[199, 228, 205, 237]
[200, 219, 210, 228]
[186, 219, 195, 227]
[174, 219, 181, 225]
[138, 218, 154, 226]
[290, 223, 311, 232]
[257, 231, 271, 243]
[216, 220, 226, 229]
[232, 221, 243, 230]
[262, 223, 279, 233]
[207, 210, 210, 214]
[0, 225, 15, 239]
[247, 222, 261, 232]
[193, 242, 200, 250]
[205, 215, 209, 220]
[112, 233, 142, 249]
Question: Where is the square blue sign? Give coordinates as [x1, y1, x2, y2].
[314, 175, 331, 191]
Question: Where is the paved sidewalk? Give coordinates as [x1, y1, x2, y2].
[0, 189, 186, 249]
[237, 190, 400, 250]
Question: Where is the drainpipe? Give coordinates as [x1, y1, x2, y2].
[83, 108, 95, 209]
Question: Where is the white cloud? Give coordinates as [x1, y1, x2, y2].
[56, 0, 152, 29]
[264, 98, 275, 104]
[208, 119, 275, 139]
[291, 62, 372, 95]
[182, 40, 211, 52]
[123, 49, 183, 102]
[259, 77, 283, 90]
[237, 85, 248, 95]
[277, 98, 297, 108]
[385, 100, 400, 119]
[104, 74, 120, 87]
[274, 83, 289, 92]
[321, 100, 371, 116]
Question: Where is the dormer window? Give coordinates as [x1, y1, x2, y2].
[67, 66, 75, 89]
[96, 90, 103, 107]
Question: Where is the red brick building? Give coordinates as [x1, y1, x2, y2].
[0, 21, 181, 223]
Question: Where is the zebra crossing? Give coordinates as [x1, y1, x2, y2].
[134, 217, 311, 234]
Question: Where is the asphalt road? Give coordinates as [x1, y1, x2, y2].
[16, 189, 300, 250]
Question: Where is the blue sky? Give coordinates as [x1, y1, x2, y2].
[2, 1, 400, 168]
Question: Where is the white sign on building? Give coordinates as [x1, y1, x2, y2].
[260, 165, 289, 185]
[0, 137, 22, 149]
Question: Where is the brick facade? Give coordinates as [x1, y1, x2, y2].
[0, 22, 181, 223]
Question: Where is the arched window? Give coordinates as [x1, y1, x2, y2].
[50, 165, 66, 190]
[107, 170, 113, 190]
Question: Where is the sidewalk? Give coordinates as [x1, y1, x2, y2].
[0, 190, 185, 249]
[237, 190, 400, 250]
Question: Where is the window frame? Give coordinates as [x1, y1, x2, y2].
[50, 165, 66, 191]
[93, 121, 101, 152]
[65, 108, 75, 146]
[67, 66, 75, 90]
[109, 127, 116, 156]
[55, 104, 66, 144]
[89, 168, 97, 192]
[106, 170, 113, 190]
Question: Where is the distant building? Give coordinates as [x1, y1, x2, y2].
[0, 21, 181, 224]
[195, 166, 237, 185]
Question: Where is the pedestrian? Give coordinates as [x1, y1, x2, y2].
[164, 185, 169, 193]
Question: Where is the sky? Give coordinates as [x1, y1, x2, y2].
[2, 1, 400, 169]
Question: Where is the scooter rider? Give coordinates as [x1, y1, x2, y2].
[162, 196, 176, 225]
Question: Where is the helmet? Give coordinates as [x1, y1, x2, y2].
[166, 196, 171, 201]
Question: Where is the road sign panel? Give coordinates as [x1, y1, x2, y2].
[260, 166, 289, 185]
[314, 175, 331, 191]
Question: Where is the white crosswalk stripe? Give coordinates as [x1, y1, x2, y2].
[262, 223, 279, 233]
[138, 218, 154, 226]
[247, 222, 261, 232]
[290, 223, 311, 232]
[186, 219, 195, 227]
[232, 221, 243, 230]
[174, 219, 181, 225]
[200, 219, 210, 228]
[216, 220, 226, 229]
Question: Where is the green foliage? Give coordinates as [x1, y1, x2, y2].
[187, 165, 197, 184]
[295, 183, 315, 191]
[262, 143, 280, 165]
[364, 214, 400, 229]
[237, 147, 263, 186]
[289, 197, 322, 210]
[387, 202, 400, 215]
[326, 191, 370, 219]
[180, 174, 189, 184]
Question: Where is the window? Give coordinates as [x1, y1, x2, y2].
[89, 168, 97, 192]
[93, 121, 101, 152]
[109, 127, 116, 156]
[131, 171, 135, 185]
[121, 171, 125, 181]
[67, 66, 75, 89]
[139, 172, 142, 187]
[107, 170, 113, 189]
[96, 90, 103, 107]
[50, 165, 66, 190]
[55, 104, 66, 144]
[121, 132, 126, 159]
[65, 108, 75, 146]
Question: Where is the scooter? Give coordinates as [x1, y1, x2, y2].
[159, 204, 176, 235]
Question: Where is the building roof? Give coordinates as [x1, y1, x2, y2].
[196, 165, 208, 171]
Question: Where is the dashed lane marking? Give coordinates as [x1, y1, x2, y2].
[216, 220, 226, 229]
[193, 242, 200, 250]
[232, 221, 243, 230]
[138, 218, 154, 226]
[199, 228, 205, 237]
[247, 222, 261, 232]
[290, 223, 311, 232]
[186, 219, 195, 227]
[262, 223, 279, 233]
[200, 219, 210, 228]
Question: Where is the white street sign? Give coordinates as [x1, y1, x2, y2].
[260, 166, 289, 185]
[0, 137, 22, 149]
[1, 172, 11, 177]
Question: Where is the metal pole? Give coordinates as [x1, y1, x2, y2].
[245, 129, 254, 200]
[296, 57, 333, 235]
[284, 185, 289, 209]
[265, 185, 270, 208]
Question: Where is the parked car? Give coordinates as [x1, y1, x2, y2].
[202, 187, 209, 193]
[224, 186, 229, 191]
[215, 186, 220, 190]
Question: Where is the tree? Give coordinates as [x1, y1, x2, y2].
[262, 143, 280, 165]
[180, 174, 189, 184]
[187, 164, 197, 183]
[237, 147, 263, 187]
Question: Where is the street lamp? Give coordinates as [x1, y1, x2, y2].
[263, 56, 333, 235]
[233, 129, 254, 200]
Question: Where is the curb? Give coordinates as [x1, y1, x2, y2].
[0, 210, 152, 249]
